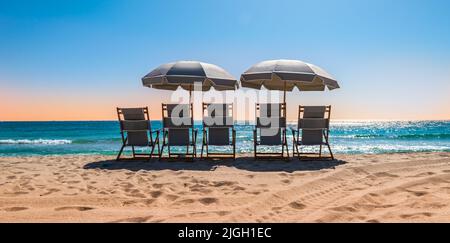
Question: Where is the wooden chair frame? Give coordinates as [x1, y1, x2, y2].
[200, 103, 236, 160]
[253, 103, 289, 160]
[116, 107, 160, 161]
[160, 103, 197, 160]
[291, 105, 334, 160]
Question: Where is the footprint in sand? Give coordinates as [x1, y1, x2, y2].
[330, 205, 358, 213]
[40, 188, 60, 196]
[247, 191, 261, 195]
[212, 181, 236, 187]
[152, 183, 165, 189]
[123, 199, 156, 206]
[128, 190, 147, 198]
[199, 197, 218, 205]
[3, 207, 28, 212]
[6, 175, 16, 180]
[179, 199, 195, 204]
[233, 186, 246, 191]
[408, 190, 428, 197]
[165, 194, 179, 201]
[288, 201, 307, 210]
[366, 219, 380, 223]
[281, 179, 292, 184]
[216, 211, 230, 216]
[150, 191, 163, 198]
[400, 212, 433, 219]
[112, 216, 153, 223]
[278, 172, 289, 177]
[373, 172, 399, 178]
[9, 191, 29, 196]
[55, 206, 94, 212]
[413, 172, 436, 177]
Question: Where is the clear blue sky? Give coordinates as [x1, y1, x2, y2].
[1, 0, 450, 120]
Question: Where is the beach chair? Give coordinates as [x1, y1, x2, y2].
[253, 103, 289, 160]
[201, 103, 236, 159]
[291, 106, 334, 160]
[116, 107, 160, 161]
[160, 103, 197, 160]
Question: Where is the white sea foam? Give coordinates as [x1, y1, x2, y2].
[0, 139, 72, 145]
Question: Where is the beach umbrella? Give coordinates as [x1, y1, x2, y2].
[240, 59, 340, 103]
[142, 61, 238, 102]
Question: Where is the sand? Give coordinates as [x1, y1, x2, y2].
[1, 152, 450, 222]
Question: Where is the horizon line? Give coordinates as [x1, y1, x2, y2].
[1, 119, 450, 123]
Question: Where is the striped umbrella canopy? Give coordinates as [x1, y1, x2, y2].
[240, 59, 340, 102]
[142, 61, 238, 92]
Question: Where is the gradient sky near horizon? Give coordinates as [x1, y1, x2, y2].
[1, 0, 450, 121]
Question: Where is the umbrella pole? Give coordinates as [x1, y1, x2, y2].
[189, 86, 192, 104]
[283, 81, 286, 104]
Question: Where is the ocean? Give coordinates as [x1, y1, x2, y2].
[0, 120, 449, 156]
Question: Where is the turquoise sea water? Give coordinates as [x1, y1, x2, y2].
[0, 121, 449, 156]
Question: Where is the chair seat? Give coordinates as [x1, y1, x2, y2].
[296, 140, 327, 146]
[126, 140, 154, 146]
[207, 127, 231, 146]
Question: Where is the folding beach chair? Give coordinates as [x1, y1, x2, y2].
[116, 107, 160, 161]
[253, 103, 289, 160]
[201, 103, 236, 159]
[291, 106, 334, 160]
[160, 104, 197, 160]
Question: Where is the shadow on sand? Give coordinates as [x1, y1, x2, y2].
[83, 157, 347, 173]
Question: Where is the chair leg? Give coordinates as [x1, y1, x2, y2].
[186, 143, 189, 157]
[285, 133, 289, 159]
[131, 146, 135, 158]
[285, 143, 289, 159]
[201, 143, 204, 159]
[149, 146, 154, 160]
[327, 143, 334, 160]
[159, 132, 167, 160]
[292, 141, 300, 159]
[319, 145, 322, 158]
[168, 145, 171, 158]
[159, 144, 165, 160]
[156, 138, 161, 156]
[292, 138, 295, 157]
[233, 143, 236, 160]
[116, 144, 125, 161]
[194, 143, 197, 158]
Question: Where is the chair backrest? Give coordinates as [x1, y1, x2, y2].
[162, 104, 193, 146]
[255, 103, 287, 128]
[255, 103, 286, 145]
[202, 103, 233, 128]
[162, 103, 193, 128]
[203, 103, 233, 145]
[117, 107, 151, 146]
[297, 106, 331, 145]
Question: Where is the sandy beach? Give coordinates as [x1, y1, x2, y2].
[1, 152, 450, 223]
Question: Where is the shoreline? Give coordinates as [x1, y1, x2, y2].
[1, 152, 450, 222]
[2, 150, 450, 159]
